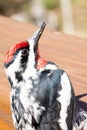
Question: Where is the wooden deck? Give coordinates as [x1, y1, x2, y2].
[0, 15, 87, 130]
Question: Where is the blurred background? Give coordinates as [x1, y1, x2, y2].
[0, 0, 87, 38]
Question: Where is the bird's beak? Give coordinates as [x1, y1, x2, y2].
[29, 22, 46, 45]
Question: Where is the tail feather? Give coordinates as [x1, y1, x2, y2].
[73, 94, 87, 130]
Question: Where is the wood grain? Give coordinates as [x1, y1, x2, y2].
[0, 16, 87, 130]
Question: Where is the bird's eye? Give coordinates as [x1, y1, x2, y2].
[22, 49, 29, 56]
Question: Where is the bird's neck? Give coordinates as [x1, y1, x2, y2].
[36, 49, 47, 70]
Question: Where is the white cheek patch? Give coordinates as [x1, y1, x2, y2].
[57, 72, 72, 130]
[5, 52, 22, 86]
[27, 39, 35, 68]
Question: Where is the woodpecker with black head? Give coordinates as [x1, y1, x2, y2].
[4, 22, 86, 130]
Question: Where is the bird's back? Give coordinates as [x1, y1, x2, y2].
[36, 67, 75, 130]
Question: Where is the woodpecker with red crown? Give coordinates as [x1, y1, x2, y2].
[4, 22, 87, 130]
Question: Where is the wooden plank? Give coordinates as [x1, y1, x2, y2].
[0, 15, 87, 129]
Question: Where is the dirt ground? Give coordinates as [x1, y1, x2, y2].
[0, 16, 87, 130]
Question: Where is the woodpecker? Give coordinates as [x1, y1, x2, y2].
[4, 22, 86, 130]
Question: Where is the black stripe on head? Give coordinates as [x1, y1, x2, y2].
[4, 57, 15, 68]
[4, 45, 29, 69]
[20, 46, 29, 71]
[4, 41, 29, 68]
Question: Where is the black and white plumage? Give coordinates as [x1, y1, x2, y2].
[4, 22, 87, 130]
